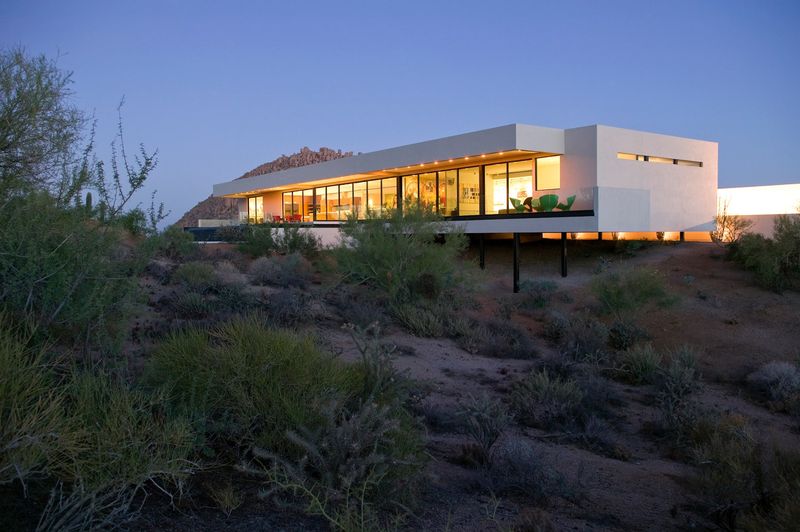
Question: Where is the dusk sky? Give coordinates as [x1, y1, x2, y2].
[2, 0, 798, 224]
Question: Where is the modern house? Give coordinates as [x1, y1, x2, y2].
[212, 124, 719, 241]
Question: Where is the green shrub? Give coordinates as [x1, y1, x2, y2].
[238, 224, 276, 257]
[276, 225, 321, 257]
[516, 279, 558, 310]
[154, 225, 196, 261]
[172, 291, 211, 319]
[486, 438, 569, 502]
[731, 215, 800, 292]
[541, 311, 569, 343]
[457, 393, 511, 459]
[511, 369, 584, 428]
[171, 261, 218, 293]
[561, 313, 609, 363]
[145, 317, 361, 454]
[616, 344, 662, 384]
[263, 288, 313, 327]
[591, 268, 675, 319]
[248, 253, 313, 288]
[739, 450, 800, 531]
[608, 319, 649, 351]
[335, 206, 468, 304]
[0, 319, 68, 486]
[0, 193, 144, 350]
[391, 302, 446, 338]
[61, 372, 195, 491]
[148, 319, 423, 528]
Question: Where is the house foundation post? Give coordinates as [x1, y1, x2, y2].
[479, 234, 485, 270]
[513, 233, 520, 293]
[679, 231, 685, 242]
[561, 232, 568, 278]
[597, 231, 603, 240]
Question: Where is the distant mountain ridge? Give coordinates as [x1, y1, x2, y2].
[175, 146, 352, 227]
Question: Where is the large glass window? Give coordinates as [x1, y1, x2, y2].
[353, 181, 366, 220]
[382, 178, 398, 211]
[536, 156, 561, 190]
[303, 189, 314, 222]
[326, 185, 339, 221]
[458, 167, 480, 216]
[403, 175, 418, 208]
[367, 179, 381, 216]
[339, 183, 353, 220]
[282, 193, 295, 220]
[419, 172, 436, 211]
[484, 163, 508, 214]
[508, 160, 533, 209]
[440, 170, 457, 216]
[248, 196, 264, 223]
[315, 187, 326, 220]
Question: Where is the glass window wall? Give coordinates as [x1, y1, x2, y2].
[536, 156, 561, 190]
[484, 163, 508, 214]
[419, 172, 437, 211]
[440, 170, 457, 216]
[382, 178, 398, 211]
[326, 185, 339, 221]
[403, 175, 418, 209]
[458, 167, 480, 216]
[248, 196, 264, 223]
[508, 160, 533, 209]
[353, 181, 367, 220]
[367, 179, 381, 216]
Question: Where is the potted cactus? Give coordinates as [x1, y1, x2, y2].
[510, 194, 576, 213]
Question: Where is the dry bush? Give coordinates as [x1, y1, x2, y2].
[746, 361, 800, 405]
[391, 302, 446, 338]
[560, 313, 609, 364]
[616, 344, 662, 384]
[248, 253, 313, 288]
[608, 319, 649, 351]
[171, 261, 218, 293]
[590, 268, 675, 320]
[457, 393, 511, 460]
[511, 369, 584, 428]
[486, 438, 570, 503]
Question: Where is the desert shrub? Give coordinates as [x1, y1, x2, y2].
[152, 225, 196, 261]
[263, 288, 313, 327]
[656, 349, 703, 445]
[335, 206, 468, 304]
[61, 372, 195, 491]
[746, 361, 800, 406]
[710, 200, 754, 245]
[560, 313, 609, 364]
[146, 317, 385, 456]
[391, 302, 445, 338]
[248, 253, 313, 288]
[480, 319, 536, 359]
[0, 319, 68, 486]
[607, 319, 649, 351]
[457, 393, 511, 460]
[541, 311, 569, 343]
[325, 284, 389, 328]
[591, 268, 674, 319]
[171, 261, 218, 293]
[276, 225, 321, 257]
[616, 344, 662, 384]
[738, 450, 800, 531]
[516, 279, 558, 310]
[215, 283, 257, 314]
[486, 438, 568, 502]
[238, 224, 276, 257]
[511, 369, 584, 428]
[215, 224, 247, 243]
[172, 291, 211, 319]
[731, 215, 800, 292]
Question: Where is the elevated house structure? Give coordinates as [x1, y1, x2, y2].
[212, 124, 723, 288]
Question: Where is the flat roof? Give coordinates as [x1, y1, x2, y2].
[213, 123, 565, 197]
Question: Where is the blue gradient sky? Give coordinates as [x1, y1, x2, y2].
[2, 0, 798, 223]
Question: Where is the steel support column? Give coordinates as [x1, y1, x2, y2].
[513, 233, 520, 293]
[561, 232, 568, 278]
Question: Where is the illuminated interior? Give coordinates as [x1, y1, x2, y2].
[718, 184, 800, 216]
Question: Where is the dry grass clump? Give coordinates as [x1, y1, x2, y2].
[746, 360, 800, 407]
[616, 343, 662, 384]
[511, 369, 583, 428]
[590, 268, 675, 319]
[457, 393, 511, 461]
[171, 261, 218, 293]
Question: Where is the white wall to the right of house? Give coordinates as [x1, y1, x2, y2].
[592, 125, 718, 232]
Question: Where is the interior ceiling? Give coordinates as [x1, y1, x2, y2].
[226, 149, 559, 196]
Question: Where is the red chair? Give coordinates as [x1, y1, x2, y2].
[291, 214, 302, 222]
[272, 215, 282, 223]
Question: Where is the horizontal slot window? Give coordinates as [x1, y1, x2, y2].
[617, 152, 702, 167]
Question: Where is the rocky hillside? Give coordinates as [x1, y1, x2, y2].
[175, 147, 353, 227]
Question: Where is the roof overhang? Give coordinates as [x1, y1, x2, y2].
[213, 123, 565, 198]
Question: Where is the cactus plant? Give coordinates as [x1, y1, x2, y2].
[511, 194, 576, 213]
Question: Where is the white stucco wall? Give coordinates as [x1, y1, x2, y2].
[594, 125, 717, 232]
